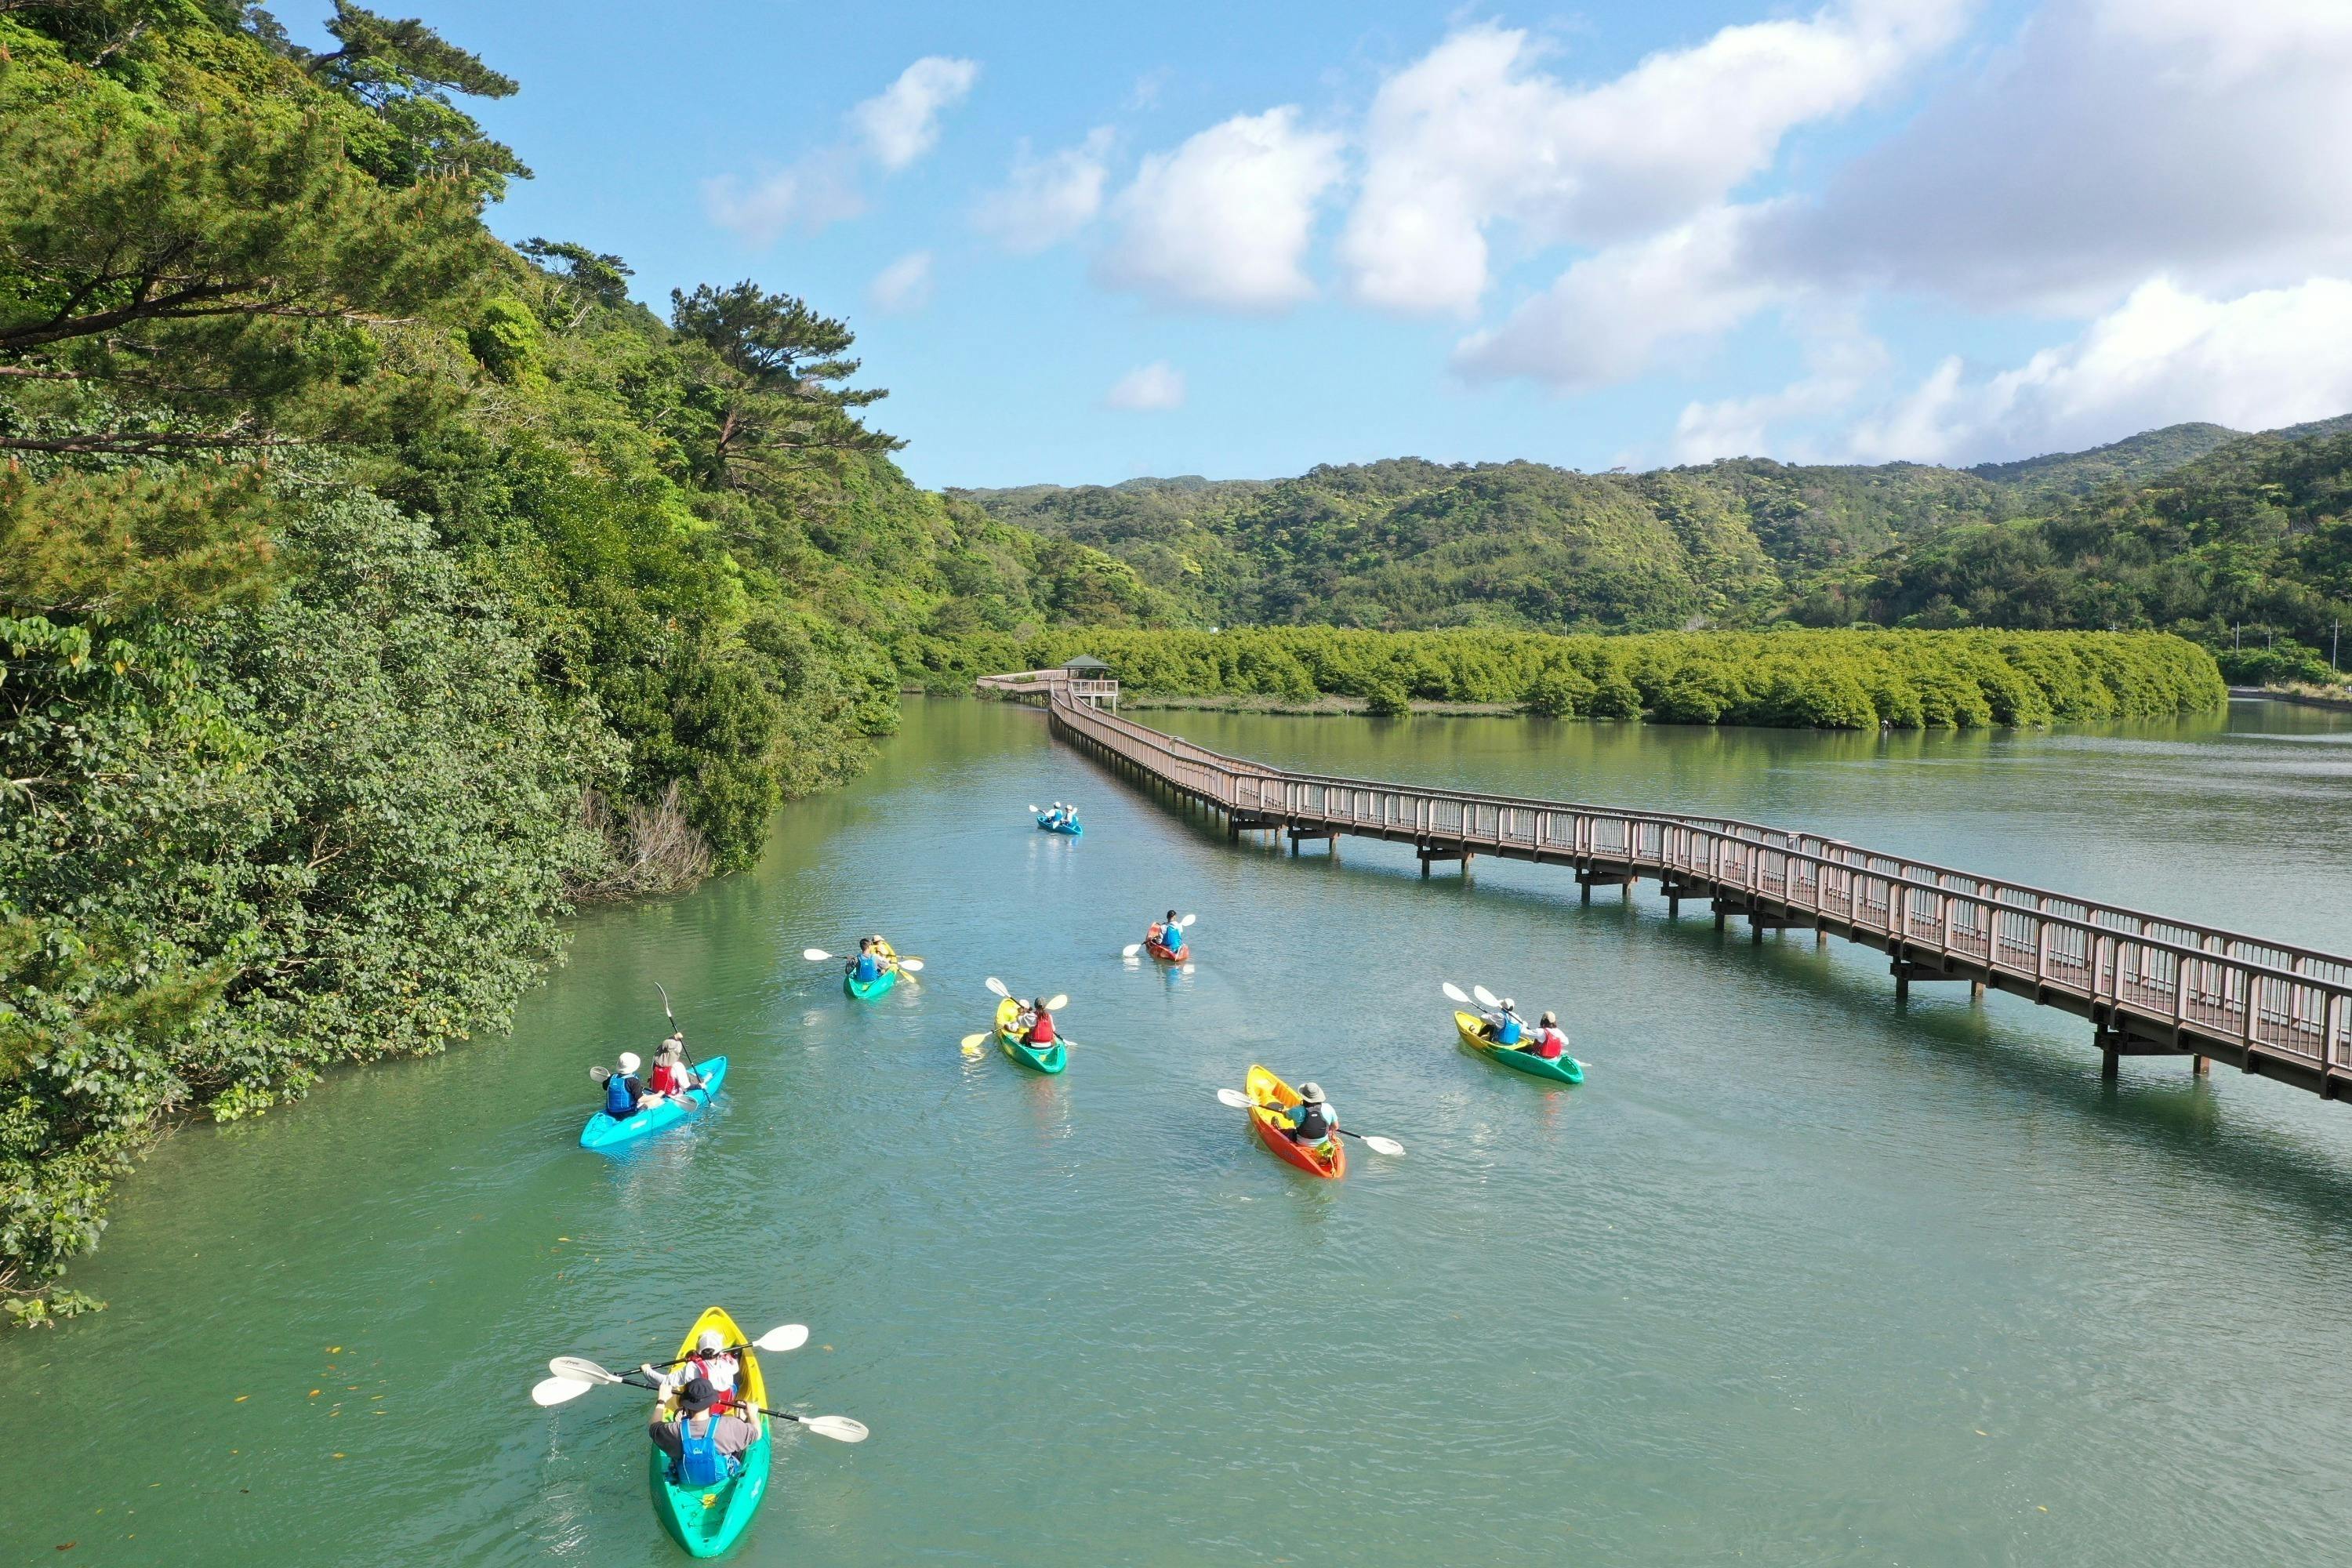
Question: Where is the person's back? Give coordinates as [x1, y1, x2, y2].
[603, 1052, 644, 1118]
[1288, 1083, 1336, 1148]
[652, 1377, 759, 1486]
[1490, 1003, 1524, 1046]
[1026, 1004, 1056, 1046]
[853, 949, 883, 982]
[1526, 1012, 1566, 1059]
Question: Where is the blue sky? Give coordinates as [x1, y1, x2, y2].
[320, 2, 2352, 488]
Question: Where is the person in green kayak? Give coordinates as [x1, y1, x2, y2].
[846, 938, 889, 986]
[648, 1375, 760, 1486]
[1017, 997, 1057, 1047]
[1518, 1011, 1568, 1061]
[644, 1327, 739, 1412]
[1281, 1082, 1339, 1156]
[1479, 1000, 1526, 1047]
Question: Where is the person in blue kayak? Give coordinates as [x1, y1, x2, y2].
[1479, 1000, 1526, 1046]
[601, 1051, 647, 1120]
[1280, 1082, 1339, 1156]
[648, 1375, 761, 1486]
[1042, 800, 1066, 828]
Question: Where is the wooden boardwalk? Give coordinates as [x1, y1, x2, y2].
[984, 671, 2352, 1103]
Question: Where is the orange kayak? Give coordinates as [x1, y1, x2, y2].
[1245, 1064, 1343, 1179]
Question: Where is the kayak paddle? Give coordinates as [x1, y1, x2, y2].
[804, 948, 924, 972]
[644, 1323, 811, 1369]
[1214, 1088, 1405, 1156]
[984, 977, 1067, 1011]
[655, 982, 701, 1074]
[1441, 981, 1472, 1005]
[535, 1360, 869, 1444]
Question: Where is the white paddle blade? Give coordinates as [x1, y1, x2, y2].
[547, 1356, 622, 1385]
[804, 1415, 869, 1443]
[1363, 1135, 1406, 1156]
[802, 948, 833, 962]
[1441, 981, 1471, 1004]
[897, 957, 923, 972]
[532, 1376, 593, 1406]
[755, 1323, 811, 1353]
[1027, 805, 1040, 814]
[1473, 984, 1501, 1010]
[1121, 944, 1142, 958]
[1178, 913, 1197, 928]
[985, 976, 1010, 999]
[1045, 994, 1068, 1012]
[589, 1065, 611, 1082]
[1181, 964, 1194, 975]
[1216, 1087, 1252, 1109]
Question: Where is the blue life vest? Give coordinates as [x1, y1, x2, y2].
[853, 953, 883, 982]
[603, 1074, 635, 1117]
[673, 1414, 735, 1487]
[1494, 1014, 1524, 1046]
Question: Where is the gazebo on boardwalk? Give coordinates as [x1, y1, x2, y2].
[1060, 654, 1117, 709]
[1062, 655, 1113, 676]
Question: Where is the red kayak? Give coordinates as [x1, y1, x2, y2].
[1145, 938, 1189, 963]
[1245, 1065, 1344, 1179]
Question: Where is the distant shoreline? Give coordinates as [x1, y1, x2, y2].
[2230, 684, 2352, 713]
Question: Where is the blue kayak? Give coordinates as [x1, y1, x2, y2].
[579, 1055, 729, 1150]
[1036, 814, 1083, 837]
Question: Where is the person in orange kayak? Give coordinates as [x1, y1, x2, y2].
[1518, 1011, 1569, 1060]
[1145, 909, 1182, 953]
[1280, 1082, 1339, 1156]
[647, 1376, 760, 1486]
[1022, 997, 1057, 1047]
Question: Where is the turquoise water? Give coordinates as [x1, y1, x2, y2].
[5, 696, 2350, 1566]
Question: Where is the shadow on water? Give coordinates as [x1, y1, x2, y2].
[1072, 725, 2352, 1246]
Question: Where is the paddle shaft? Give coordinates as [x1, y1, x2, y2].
[624, 1369, 840, 1431]
[654, 982, 700, 1073]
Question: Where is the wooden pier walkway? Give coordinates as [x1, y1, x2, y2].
[983, 670, 2352, 1102]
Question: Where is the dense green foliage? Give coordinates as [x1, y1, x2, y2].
[960, 421, 2352, 680]
[949, 626, 2226, 730]
[0, 2, 1164, 1305]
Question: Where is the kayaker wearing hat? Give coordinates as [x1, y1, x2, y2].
[648, 1034, 699, 1098]
[1519, 1011, 1569, 1061]
[1480, 999, 1526, 1047]
[1282, 1082, 1339, 1156]
[601, 1051, 648, 1121]
[648, 1375, 761, 1487]
[644, 1327, 739, 1410]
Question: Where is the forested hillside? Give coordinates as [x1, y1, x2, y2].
[959, 419, 2352, 681]
[0, 1, 1166, 1312]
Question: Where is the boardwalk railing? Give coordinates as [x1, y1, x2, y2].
[1021, 679, 2352, 1104]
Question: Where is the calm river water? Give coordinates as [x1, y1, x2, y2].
[5, 697, 2351, 1566]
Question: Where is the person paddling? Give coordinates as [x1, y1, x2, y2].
[1519, 1010, 1569, 1060]
[846, 937, 887, 986]
[601, 1051, 648, 1121]
[1480, 999, 1526, 1047]
[648, 1034, 699, 1097]
[1280, 1082, 1339, 1157]
[645, 1327, 739, 1411]
[1022, 997, 1057, 1047]
[648, 1375, 760, 1486]
[1145, 909, 1183, 954]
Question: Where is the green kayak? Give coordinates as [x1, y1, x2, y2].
[844, 938, 900, 1000]
[994, 997, 1065, 1074]
[1454, 1011, 1584, 1083]
[648, 1305, 771, 1557]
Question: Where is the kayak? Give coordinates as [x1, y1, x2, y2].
[648, 1304, 771, 1559]
[994, 996, 1065, 1074]
[579, 1055, 730, 1150]
[1245, 1064, 1343, 1179]
[1036, 813, 1083, 837]
[1144, 938, 1189, 964]
[844, 937, 900, 1001]
[1454, 1011, 1584, 1084]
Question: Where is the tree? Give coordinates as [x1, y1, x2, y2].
[283, 2, 529, 199]
[666, 281, 902, 489]
[518, 238, 634, 328]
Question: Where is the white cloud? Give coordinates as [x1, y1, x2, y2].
[702, 150, 865, 245]
[851, 56, 981, 171]
[1454, 206, 1782, 390]
[1759, 0, 2352, 312]
[1098, 107, 1345, 312]
[1843, 277, 2352, 464]
[1341, 2, 1969, 316]
[869, 251, 935, 315]
[1105, 361, 1187, 412]
[975, 129, 1115, 253]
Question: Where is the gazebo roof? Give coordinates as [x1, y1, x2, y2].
[1062, 655, 1113, 671]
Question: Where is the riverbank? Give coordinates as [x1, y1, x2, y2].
[2232, 683, 2352, 713]
[1121, 692, 1519, 717]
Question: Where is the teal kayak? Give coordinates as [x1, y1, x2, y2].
[1036, 813, 1083, 837]
[1454, 1012, 1584, 1083]
[994, 998, 1065, 1074]
[844, 939, 902, 1000]
[579, 1055, 729, 1149]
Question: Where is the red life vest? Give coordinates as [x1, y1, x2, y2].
[1027, 1011, 1057, 1045]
